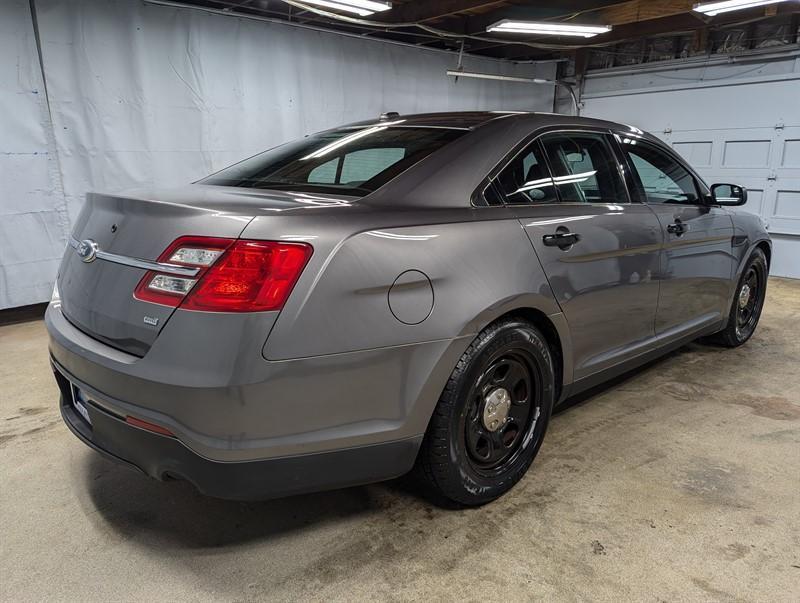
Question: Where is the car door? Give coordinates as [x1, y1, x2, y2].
[490, 130, 663, 382]
[616, 135, 736, 335]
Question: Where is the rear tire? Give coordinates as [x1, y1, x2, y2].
[709, 248, 768, 347]
[416, 317, 555, 506]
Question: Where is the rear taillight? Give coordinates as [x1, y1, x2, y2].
[182, 240, 312, 312]
[134, 236, 312, 312]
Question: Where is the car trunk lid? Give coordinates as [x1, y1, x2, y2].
[57, 185, 334, 356]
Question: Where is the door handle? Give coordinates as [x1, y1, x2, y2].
[543, 231, 581, 249]
[667, 219, 687, 236]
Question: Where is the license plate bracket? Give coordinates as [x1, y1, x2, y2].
[70, 384, 93, 426]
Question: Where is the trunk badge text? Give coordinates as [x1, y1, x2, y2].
[76, 239, 99, 263]
[143, 316, 159, 326]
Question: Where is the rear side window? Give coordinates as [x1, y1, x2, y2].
[621, 139, 701, 204]
[540, 132, 627, 204]
[494, 141, 558, 205]
[200, 127, 463, 196]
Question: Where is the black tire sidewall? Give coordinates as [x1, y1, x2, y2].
[440, 321, 555, 504]
[732, 250, 768, 344]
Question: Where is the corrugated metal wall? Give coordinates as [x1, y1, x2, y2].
[0, 0, 556, 309]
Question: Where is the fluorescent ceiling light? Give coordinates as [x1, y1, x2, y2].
[693, 0, 792, 15]
[298, 0, 391, 16]
[487, 20, 611, 38]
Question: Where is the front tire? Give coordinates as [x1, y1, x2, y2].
[711, 248, 768, 347]
[416, 317, 555, 506]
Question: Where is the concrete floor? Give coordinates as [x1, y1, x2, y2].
[1, 279, 798, 602]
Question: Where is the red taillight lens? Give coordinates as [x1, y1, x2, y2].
[134, 237, 312, 313]
[182, 240, 312, 312]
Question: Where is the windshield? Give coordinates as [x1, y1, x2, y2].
[199, 126, 465, 196]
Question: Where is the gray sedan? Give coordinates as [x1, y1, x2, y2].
[47, 111, 770, 506]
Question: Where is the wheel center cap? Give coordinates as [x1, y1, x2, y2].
[483, 388, 511, 432]
[739, 284, 751, 309]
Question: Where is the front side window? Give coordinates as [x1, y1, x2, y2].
[540, 132, 627, 204]
[200, 126, 463, 196]
[621, 139, 701, 204]
[493, 141, 558, 205]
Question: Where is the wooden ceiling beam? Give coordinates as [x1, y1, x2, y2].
[593, 1, 697, 26]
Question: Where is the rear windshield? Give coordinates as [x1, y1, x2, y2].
[199, 126, 465, 196]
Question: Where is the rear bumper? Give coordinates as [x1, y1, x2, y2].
[46, 301, 464, 462]
[53, 362, 421, 500]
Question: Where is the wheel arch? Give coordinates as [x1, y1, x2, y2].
[492, 307, 568, 405]
[723, 238, 771, 332]
[411, 301, 572, 453]
[755, 239, 771, 268]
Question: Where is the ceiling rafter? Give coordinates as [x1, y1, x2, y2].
[158, 1, 800, 62]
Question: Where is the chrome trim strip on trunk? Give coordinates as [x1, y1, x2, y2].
[68, 236, 200, 277]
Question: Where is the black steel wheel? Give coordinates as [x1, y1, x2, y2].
[710, 248, 768, 347]
[416, 317, 555, 506]
[735, 265, 761, 340]
[463, 351, 542, 475]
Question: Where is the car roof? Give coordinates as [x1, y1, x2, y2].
[342, 111, 635, 132]
[343, 111, 519, 130]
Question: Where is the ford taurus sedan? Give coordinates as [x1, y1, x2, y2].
[47, 111, 770, 506]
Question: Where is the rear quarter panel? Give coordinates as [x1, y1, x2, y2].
[239, 208, 563, 361]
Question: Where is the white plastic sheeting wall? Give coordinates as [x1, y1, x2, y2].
[1, 0, 68, 308]
[1, 0, 556, 309]
[579, 53, 800, 278]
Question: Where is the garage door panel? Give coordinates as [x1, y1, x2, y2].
[769, 186, 800, 235]
[771, 126, 800, 237]
[770, 235, 799, 278]
[672, 140, 713, 167]
[781, 139, 800, 168]
[777, 128, 800, 179]
[722, 139, 772, 168]
[774, 190, 800, 217]
[741, 188, 765, 216]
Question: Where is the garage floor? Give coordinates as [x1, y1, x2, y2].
[1, 278, 798, 602]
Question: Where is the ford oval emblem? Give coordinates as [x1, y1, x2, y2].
[77, 239, 99, 263]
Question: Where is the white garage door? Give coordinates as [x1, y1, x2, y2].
[582, 68, 800, 278]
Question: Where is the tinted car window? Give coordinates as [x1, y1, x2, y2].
[340, 148, 406, 183]
[307, 158, 338, 183]
[494, 141, 557, 204]
[541, 132, 626, 204]
[622, 139, 700, 204]
[200, 127, 463, 196]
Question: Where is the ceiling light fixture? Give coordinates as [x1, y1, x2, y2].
[693, 0, 794, 15]
[296, 0, 391, 17]
[486, 20, 612, 38]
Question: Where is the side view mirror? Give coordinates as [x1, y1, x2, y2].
[711, 183, 747, 206]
